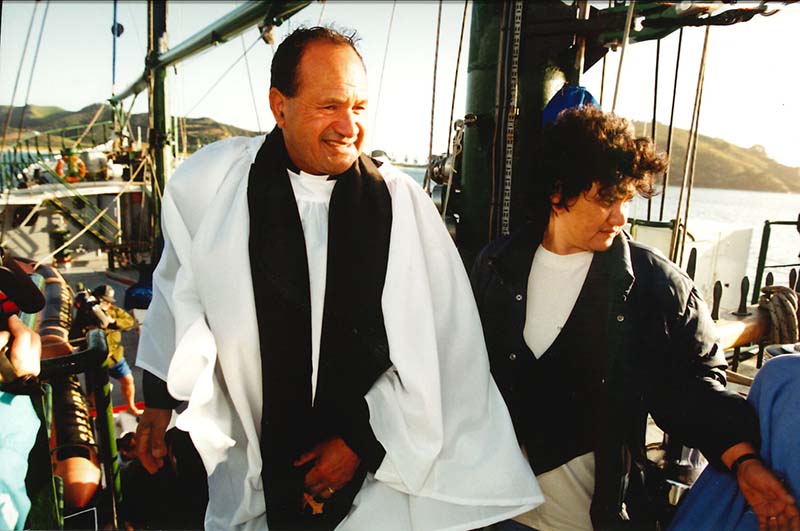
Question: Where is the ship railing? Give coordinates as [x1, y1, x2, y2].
[0, 148, 121, 247]
[751, 217, 800, 304]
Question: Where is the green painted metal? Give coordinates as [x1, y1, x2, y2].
[458, 1, 581, 266]
[457, 1, 501, 267]
[90, 362, 122, 529]
[148, 0, 169, 262]
[751, 219, 800, 303]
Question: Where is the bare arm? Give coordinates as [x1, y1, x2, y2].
[1, 314, 41, 379]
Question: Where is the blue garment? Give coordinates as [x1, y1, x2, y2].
[123, 285, 152, 311]
[669, 354, 800, 530]
[108, 357, 132, 379]
[0, 391, 40, 530]
[541, 85, 599, 126]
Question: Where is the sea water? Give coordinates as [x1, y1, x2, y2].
[630, 187, 799, 288]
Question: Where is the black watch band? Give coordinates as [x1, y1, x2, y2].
[730, 452, 761, 475]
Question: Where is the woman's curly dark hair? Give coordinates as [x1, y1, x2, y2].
[537, 106, 668, 210]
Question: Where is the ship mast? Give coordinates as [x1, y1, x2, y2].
[148, 0, 170, 259]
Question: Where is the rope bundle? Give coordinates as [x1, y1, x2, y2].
[758, 285, 799, 346]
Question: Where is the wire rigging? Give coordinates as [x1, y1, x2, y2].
[1, 1, 39, 149]
[423, 0, 444, 194]
[241, 33, 263, 133]
[445, 0, 468, 161]
[73, 104, 107, 149]
[369, 1, 397, 148]
[670, 25, 711, 265]
[16, 0, 51, 144]
[647, 38, 660, 221]
[441, 0, 469, 220]
[317, 1, 326, 25]
[660, 27, 683, 222]
[184, 29, 265, 118]
[611, 0, 635, 113]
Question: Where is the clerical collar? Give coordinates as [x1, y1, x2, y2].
[287, 167, 331, 182]
[286, 158, 337, 181]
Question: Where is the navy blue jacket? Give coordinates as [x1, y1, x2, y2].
[470, 223, 759, 529]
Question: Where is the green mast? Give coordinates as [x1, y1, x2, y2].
[148, 0, 170, 260]
[457, 1, 581, 267]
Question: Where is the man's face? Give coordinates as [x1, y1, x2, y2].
[547, 182, 634, 254]
[269, 41, 368, 175]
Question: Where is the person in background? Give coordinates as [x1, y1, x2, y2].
[134, 25, 540, 531]
[70, 284, 141, 416]
[471, 106, 798, 531]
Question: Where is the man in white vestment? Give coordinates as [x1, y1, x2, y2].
[134, 27, 542, 531]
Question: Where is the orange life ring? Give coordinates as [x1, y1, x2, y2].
[54, 157, 87, 182]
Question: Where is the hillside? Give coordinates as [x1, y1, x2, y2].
[1, 104, 797, 193]
[632, 120, 800, 194]
[0, 103, 257, 153]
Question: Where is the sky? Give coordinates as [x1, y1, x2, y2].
[1, 1, 799, 167]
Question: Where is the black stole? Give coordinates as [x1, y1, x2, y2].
[247, 128, 392, 529]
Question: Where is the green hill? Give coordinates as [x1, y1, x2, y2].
[632, 120, 800, 193]
[0, 103, 257, 154]
[2, 104, 797, 193]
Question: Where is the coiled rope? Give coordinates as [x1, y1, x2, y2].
[759, 285, 799, 346]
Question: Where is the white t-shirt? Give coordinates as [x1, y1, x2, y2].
[523, 244, 593, 357]
[516, 244, 595, 531]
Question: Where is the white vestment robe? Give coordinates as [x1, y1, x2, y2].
[136, 134, 542, 530]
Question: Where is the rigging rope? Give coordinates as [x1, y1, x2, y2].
[598, 0, 612, 108]
[241, 33, 263, 133]
[660, 28, 683, 222]
[441, 0, 469, 220]
[184, 30, 265, 118]
[15, 0, 51, 145]
[317, 1, 326, 25]
[445, 0, 468, 162]
[611, 0, 635, 114]
[647, 38, 660, 222]
[670, 25, 710, 264]
[73, 104, 108, 149]
[1, 1, 39, 149]
[369, 0, 397, 148]
[423, 0, 444, 194]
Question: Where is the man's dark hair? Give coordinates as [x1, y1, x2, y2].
[270, 26, 363, 97]
[537, 106, 667, 211]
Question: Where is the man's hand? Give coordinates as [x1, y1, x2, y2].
[724, 443, 800, 531]
[134, 407, 172, 474]
[737, 459, 799, 531]
[1, 314, 41, 379]
[295, 437, 360, 500]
